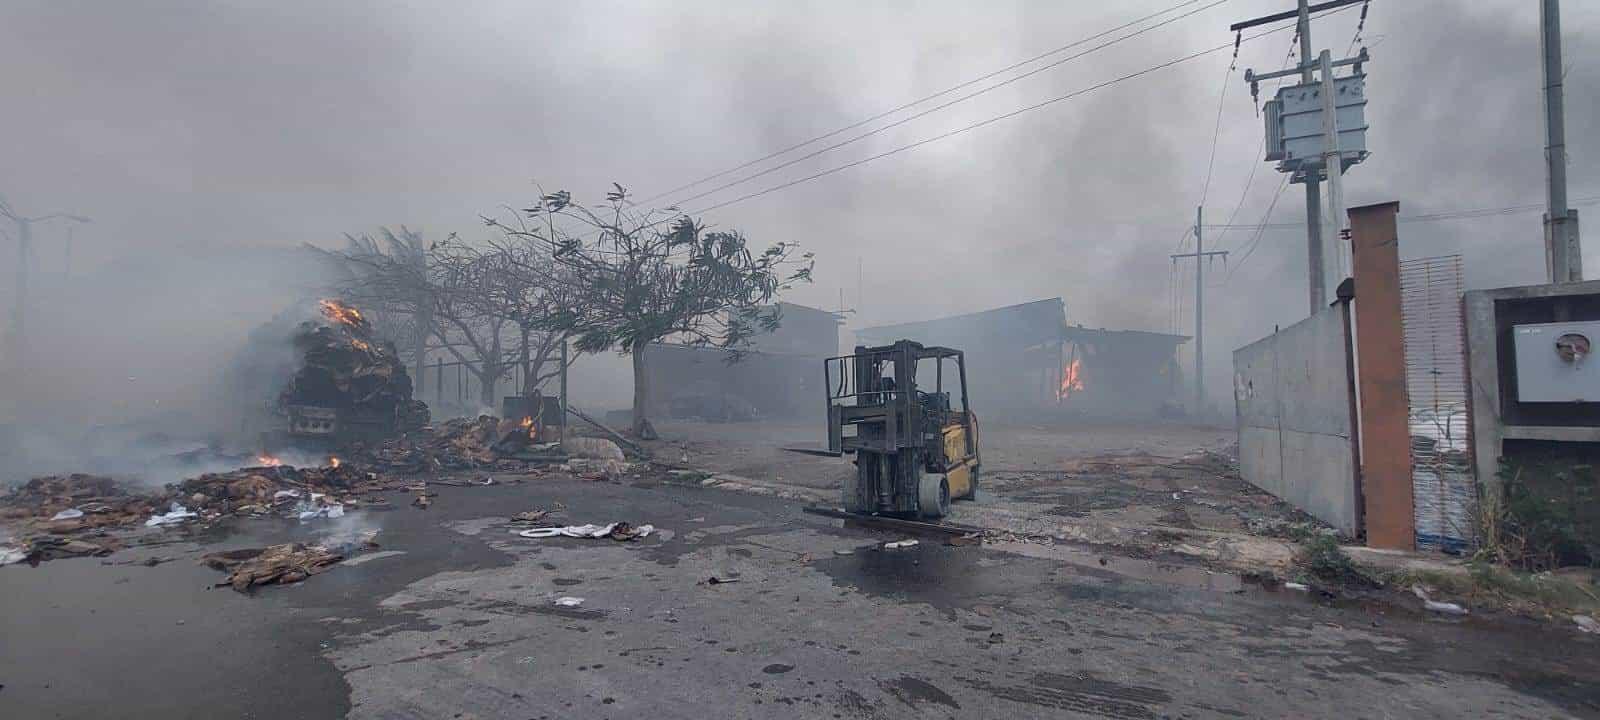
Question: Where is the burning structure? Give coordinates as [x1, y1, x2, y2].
[273, 299, 428, 446]
[856, 298, 1187, 418]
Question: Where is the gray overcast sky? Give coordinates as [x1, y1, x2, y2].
[2, 0, 1597, 412]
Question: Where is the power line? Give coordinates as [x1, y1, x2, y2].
[1224, 174, 1292, 283]
[640, 0, 1214, 206]
[666, 0, 1234, 210]
[1201, 195, 1600, 230]
[685, 14, 1322, 218]
[1345, 0, 1371, 56]
[1199, 64, 1234, 208]
[1207, 30, 1300, 252]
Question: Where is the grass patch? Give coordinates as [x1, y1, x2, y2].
[1385, 563, 1600, 618]
[1480, 455, 1598, 571]
[1296, 532, 1378, 587]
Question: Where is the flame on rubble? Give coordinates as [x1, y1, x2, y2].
[1058, 358, 1084, 401]
[256, 453, 284, 467]
[328, 456, 341, 468]
[519, 416, 538, 439]
[319, 299, 365, 327]
[350, 338, 371, 352]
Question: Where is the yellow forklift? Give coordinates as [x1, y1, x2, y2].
[825, 340, 980, 519]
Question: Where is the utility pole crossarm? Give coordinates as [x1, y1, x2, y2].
[1250, 48, 1368, 83]
[1229, 0, 1365, 31]
[1171, 250, 1230, 259]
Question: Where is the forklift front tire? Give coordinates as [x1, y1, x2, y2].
[918, 475, 949, 519]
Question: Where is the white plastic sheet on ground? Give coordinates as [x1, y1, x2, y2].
[295, 493, 346, 521]
[518, 523, 653, 540]
[146, 502, 199, 527]
[0, 546, 26, 566]
[51, 508, 85, 521]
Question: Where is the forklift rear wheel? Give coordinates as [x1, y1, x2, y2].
[918, 475, 949, 519]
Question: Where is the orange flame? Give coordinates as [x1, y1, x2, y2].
[1058, 358, 1084, 401]
[256, 453, 284, 467]
[351, 338, 371, 352]
[319, 299, 365, 327]
[519, 416, 537, 439]
[328, 456, 341, 468]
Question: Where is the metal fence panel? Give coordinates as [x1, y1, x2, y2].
[1399, 254, 1476, 552]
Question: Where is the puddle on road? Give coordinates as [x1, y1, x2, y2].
[986, 540, 1244, 593]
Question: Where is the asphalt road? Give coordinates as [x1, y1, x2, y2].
[3, 475, 1599, 719]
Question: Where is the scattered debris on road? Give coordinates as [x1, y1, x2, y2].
[1413, 585, 1469, 615]
[0, 474, 158, 532]
[512, 509, 552, 523]
[202, 543, 346, 592]
[518, 522, 655, 541]
[883, 539, 918, 550]
[553, 596, 585, 607]
[16, 535, 121, 563]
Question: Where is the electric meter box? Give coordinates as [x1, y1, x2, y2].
[1512, 320, 1600, 403]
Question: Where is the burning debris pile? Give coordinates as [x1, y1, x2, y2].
[279, 300, 429, 441]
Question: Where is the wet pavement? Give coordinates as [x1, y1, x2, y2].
[4, 476, 1599, 719]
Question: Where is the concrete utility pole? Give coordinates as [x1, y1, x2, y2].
[1296, 1, 1324, 315]
[1173, 206, 1228, 415]
[1232, 0, 1368, 314]
[1319, 49, 1349, 279]
[1542, 0, 1583, 283]
[0, 195, 90, 411]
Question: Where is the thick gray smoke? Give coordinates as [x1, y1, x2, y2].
[1, 0, 1597, 448]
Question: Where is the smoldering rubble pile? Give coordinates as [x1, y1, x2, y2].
[280, 299, 429, 434]
[350, 416, 511, 473]
[0, 464, 393, 566]
[347, 414, 628, 474]
[168, 462, 401, 517]
[0, 474, 159, 562]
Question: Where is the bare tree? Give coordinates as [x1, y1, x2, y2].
[308, 227, 431, 395]
[430, 235, 578, 401]
[316, 227, 579, 413]
[489, 184, 812, 438]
